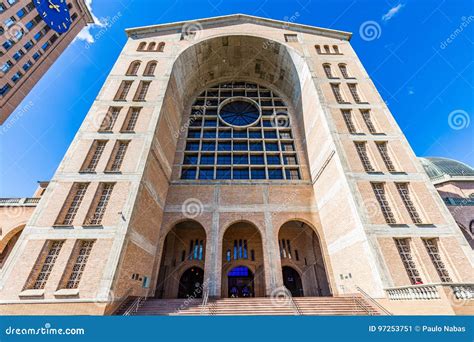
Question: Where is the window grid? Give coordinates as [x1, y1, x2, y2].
[395, 238, 423, 285]
[361, 110, 377, 134]
[108, 141, 129, 172]
[339, 64, 350, 78]
[126, 61, 140, 76]
[376, 142, 396, 172]
[123, 107, 141, 132]
[59, 183, 88, 225]
[422, 239, 452, 283]
[28, 241, 64, 290]
[188, 239, 204, 260]
[115, 81, 132, 101]
[180, 82, 301, 181]
[348, 83, 362, 103]
[134, 81, 150, 101]
[342, 110, 357, 134]
[65, 240, 95, 289]
[144, 61, 157, 76]
[355, 142, 375, 172]
[323, 64, 334, 78]
[85, 183, 114, 225]
[330, 83, 345, 103]
[396, 183, 423, 224]
[99, 107, 121, 132]
[371, 183, 396, 224]
[82, 141, 106, 172]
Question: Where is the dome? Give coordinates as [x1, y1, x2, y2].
[419, 157, 474, 181]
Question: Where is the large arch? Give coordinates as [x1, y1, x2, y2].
[277, 220, 331, 296]
[155, 220, 206, 299]
[221, 221, 266, 297]
[0, 225, 24, 269]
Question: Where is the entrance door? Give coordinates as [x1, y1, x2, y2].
[178, 267, 204, 298]
[227, 266, 254, 298]
[282, 266, 303, 297]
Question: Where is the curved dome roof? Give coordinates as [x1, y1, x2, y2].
[419, 157, 474, 181]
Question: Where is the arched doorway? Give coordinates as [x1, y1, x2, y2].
[178, 267, 204, 298]
[155, 220, 206, 299]
[278, 220, 331, 296]
[221, 221, 265, 297]
[282, 266, 303, 297]
[228, 266, 254, 298]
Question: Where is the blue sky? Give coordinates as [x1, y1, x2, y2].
[1, 0, 473, 197]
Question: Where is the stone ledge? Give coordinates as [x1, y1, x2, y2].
[18, 289, 44, 298]
[54, 289, 79, 297]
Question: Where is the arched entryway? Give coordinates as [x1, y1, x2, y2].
[282, 266, 303, 297]
[221, 221, 265, 297]
[278, 220, 331, 296]
[178, 266, 204, 298]
[155, 220, 206, 299]
[228, 266, 254, 298]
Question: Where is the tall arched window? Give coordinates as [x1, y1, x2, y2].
[144, 61, 157, 76]
[322, 63, 334, 78]
[137, 42, 146, 51]
[338, 63, 350, 78]
[147, 42, 156, 51]
[126, 61, 141, 76]
[157, 42, 165, 52]
[181, 81, 301, 181]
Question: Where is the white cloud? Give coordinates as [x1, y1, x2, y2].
[382, 3, 405, 22]
[74, 0, 106, 44]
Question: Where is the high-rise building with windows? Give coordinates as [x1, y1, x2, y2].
[0, 0, 93, 124]
[0, 14, 472, 316]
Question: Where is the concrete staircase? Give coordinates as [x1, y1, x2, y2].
[124, 296, 383, 316]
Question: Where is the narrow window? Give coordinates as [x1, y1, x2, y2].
[333, 45, 340, 54]
[396, 183, 422, 224]
[134, 81, 151, 101]
[323, 45, 330, 54]
[371, 183, 396, 224]
[147, 42, 156, 51]
[63, 240, 95, 289]
[157, 42, 165, 52]
[126, 61, 141, 76]
[395, 238, 423, 284]
[423, 239, 452, 283]
[137, 42, 146, 51]
[342, 109, 357, 134]
[114, 81, 133, 101]
[143, 61, 157, 76]
[56, 183, 89, 225]
[284, 34, 298, 42]
[330, 83, 345, 103]
[24, 241, 64, 289]
[355, 142, 375, 172]
[323, 63, 334, 78]
[361, 109, 377, 134]
[107, 141, 129, 172]
[99, 107, 121, 132]
[81, 140, 107, 172]
[121, 107, 141, 132]
[295, 250, 299, 261]
[338, 63, 350, 78]
[376, 142, 396, 172]
[315, 45, 321, 54]
[84, 183, 115, 225]
[348, 83, 362, 103]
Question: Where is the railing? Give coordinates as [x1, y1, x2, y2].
[123, 294, 148, 316]
[355, 286, 392, 315]
[288, 294, 303, 315]
[0, 198, 40, 206]
[200, 289, 210, 315]
[352, 295, 375, 315]
[105, 289, 133, 315]
[386, 283, 474, 301]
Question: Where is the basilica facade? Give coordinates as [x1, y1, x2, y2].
[0, 14, 472, 315]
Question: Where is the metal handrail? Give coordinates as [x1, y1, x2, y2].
[355, 286, 392, 315]
[288, 294, 303, 315]
[200, 289, 209, 315]
[106, 288, 133, 315]
[123, 293, 148, 316]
